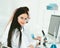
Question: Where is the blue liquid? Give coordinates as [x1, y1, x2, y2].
[31, 34, 35, 39]
[50, 44, 57, 48]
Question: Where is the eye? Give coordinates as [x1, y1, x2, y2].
[20, 17, 23, 19]
[20, 17, 28, 20]
[25, 18, 27, 20]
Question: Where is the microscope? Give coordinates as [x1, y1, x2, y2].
[42, 30, 47, 48]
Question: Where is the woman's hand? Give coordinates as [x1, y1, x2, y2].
[34, 36, 41, 41]
[28, 45, 34, 48]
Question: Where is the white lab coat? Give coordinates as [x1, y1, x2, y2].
[1, 23, 36, 48]
[11, 28, 31, 48]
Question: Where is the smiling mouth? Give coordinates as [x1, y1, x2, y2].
[22, 23, 24, 25]
[21, 22, 25, 25]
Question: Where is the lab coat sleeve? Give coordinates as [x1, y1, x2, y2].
[24, 28, 36, 48]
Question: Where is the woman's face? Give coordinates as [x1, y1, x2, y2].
[17, 13, 28, 26]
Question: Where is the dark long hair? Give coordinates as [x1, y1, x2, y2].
[7, 7, 29, 47]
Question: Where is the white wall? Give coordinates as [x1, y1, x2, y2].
[0, 0, 60, 38]
[39, 0, 60, 35]
[0, 0, 14, 38]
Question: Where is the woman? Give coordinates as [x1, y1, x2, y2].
[1, 7, 34, 48]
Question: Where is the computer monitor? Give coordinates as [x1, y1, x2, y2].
[48, 15, 60, 39]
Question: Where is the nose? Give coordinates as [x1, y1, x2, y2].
[22, 19, 27, 24]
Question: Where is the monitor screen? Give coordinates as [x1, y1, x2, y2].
[48, 15, 60, 38]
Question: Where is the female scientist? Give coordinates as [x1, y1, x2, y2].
[1, 6, 41, 48]
[1, 7, 35, 48]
